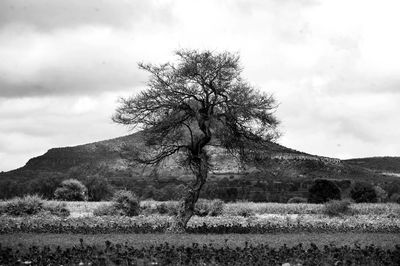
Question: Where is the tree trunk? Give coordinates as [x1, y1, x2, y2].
[167, 153, 208, 233]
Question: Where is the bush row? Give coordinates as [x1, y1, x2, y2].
[1, 214, 399, 234]
[93, 198, 225, 217]
[111, 198, 400, 217]
[2, 196, 399, 219]
[1, 241, 399, 265]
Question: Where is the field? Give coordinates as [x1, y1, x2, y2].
[1, 200, 400, 265]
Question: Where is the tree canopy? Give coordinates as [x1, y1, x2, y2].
[114, 50, 279, 164]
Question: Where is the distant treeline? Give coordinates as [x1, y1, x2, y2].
[1, 173, 400, 203]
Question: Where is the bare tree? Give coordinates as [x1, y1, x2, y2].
[113, 49, 279, 231]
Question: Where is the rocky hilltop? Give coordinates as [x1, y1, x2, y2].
[2, 132, 341, 179]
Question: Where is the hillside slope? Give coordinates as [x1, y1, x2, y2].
[0, 132, 343, 181]
[344, 157, 400, 173]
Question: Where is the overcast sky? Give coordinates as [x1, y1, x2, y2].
[0, 0, 399, 171]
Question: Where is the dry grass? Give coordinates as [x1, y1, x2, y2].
[56, 200, 400, 217]
[50, 201, 111, 217]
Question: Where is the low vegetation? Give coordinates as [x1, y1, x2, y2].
[93, 190, 140, 217]
[1, 240, 399, 265]
[3, 198, 398, 218]
[1, 211, 399, 234]
[323, 199, 352, 216]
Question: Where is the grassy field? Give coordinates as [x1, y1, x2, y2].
[55, 200, 111, 217]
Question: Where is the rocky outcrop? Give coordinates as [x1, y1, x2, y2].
[270, 153, 341, 165]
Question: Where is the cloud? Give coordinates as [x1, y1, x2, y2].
[0, 0, 178, 98]
[0, 92, 130, 170]
[0, 0, 174, 31]
[275, 84, 400, 159]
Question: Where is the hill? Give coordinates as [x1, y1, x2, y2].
[344, 157, 400, 176]
[0, 133, 399, 201]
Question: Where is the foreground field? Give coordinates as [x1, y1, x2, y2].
[1, 235, 399, 265]
[1, 233, 399, 249]
[1, 214, 399, 234]
[1, 201, 400, 265]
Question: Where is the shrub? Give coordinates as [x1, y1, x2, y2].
[236, 207, 254, 217]
[156, 202, 169, 214]
[0, 195, 69, 217]
[173, 184, 188, 200]
[3, 195, 44, 216]
[374, 186, 388, 203]
[156, 202, 170, 215]
[386, 183, 400, 198]
[141, 186, 156, 200]
[389, 193, 400, 204]
[29, 176, 61, 199]
[350, 182, 377, 203]
[209, 199, 224, 216]
[112, 190, 140, 216]
[194, 199, 225, 217]
[194, 199, 211, 216]
[156, 202, 179, 216]
[323, 200, 351, 216]
[308, 179, 341, 203]
[84, 176, 113, 201]
[287, 197, 307, 203]
[54, 179, 88, 201]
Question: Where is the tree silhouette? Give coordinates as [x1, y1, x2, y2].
[113, 49, 279, 231]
